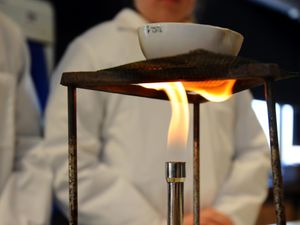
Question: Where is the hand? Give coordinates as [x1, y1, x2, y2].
[184, 208, 233, 225]
[184, 213, 193, 225]
[200, 208, 233, 225]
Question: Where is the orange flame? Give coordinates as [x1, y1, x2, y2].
[140, 82, 189, 150]
[139, 79, 236, 150]
[183, 80, 236, 102]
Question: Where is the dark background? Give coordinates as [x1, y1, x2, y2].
[49, 0, 125, 63]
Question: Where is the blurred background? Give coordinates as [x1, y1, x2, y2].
[1, 0, 299, 224]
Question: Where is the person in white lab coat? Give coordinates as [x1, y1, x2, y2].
[44, 0, 270, 225]
[0, 11, 41, 192]
[0, 12, 53, 225]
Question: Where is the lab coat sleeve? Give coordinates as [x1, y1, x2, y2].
[46, 38, 163, 225]
[0, 147, 53, 225]
[0, 72, 16, 192]
[0, 73, 50, 225]
[0, 16, 51, 225]
[213, 91, 270, 225]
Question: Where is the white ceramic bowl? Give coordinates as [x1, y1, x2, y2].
[138, 23, 244, 59]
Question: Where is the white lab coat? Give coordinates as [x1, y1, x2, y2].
[43, 8, 270, 225]
[0, 12, 53, 225]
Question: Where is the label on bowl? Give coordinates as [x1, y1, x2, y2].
[146, 25, 162, 34]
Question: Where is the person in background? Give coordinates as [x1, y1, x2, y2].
[46, 0, 269, 224]
[0, 11, 41, 193]
[0, 12, 53, 225]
